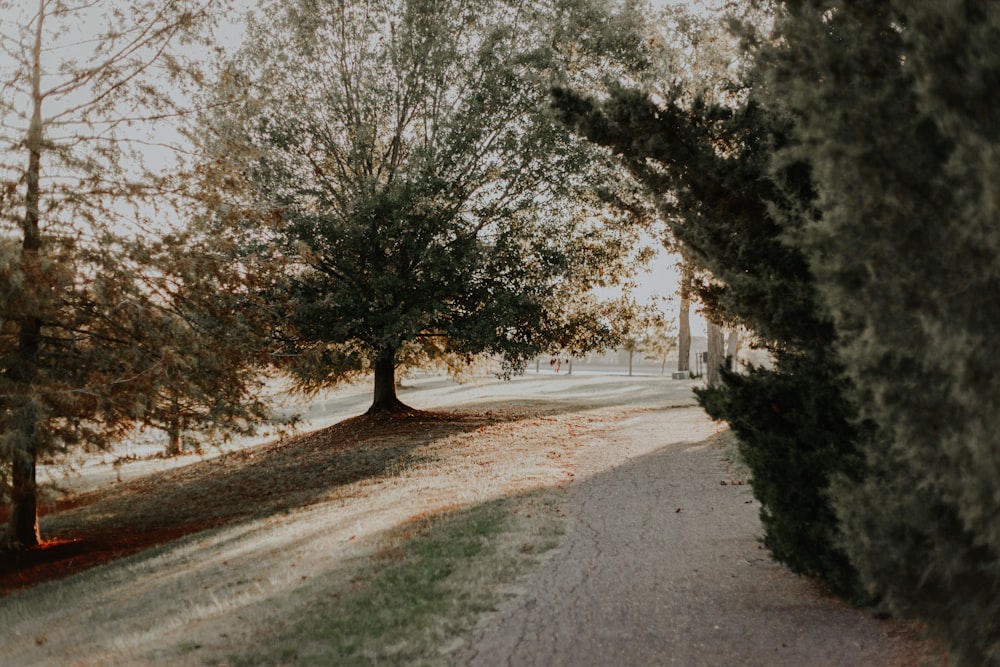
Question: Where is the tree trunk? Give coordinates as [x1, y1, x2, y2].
[678, 267, 692, 372]
[7, 448, 40, 550]
[6, 10, 46, 550]
[165, 428, 182, 456]
[726, 327, 740, 373]
[706, 320, 726, 388]
[165, 394, 183, 456]
[368, 347, 411, 414]
[628, 348, 634, 376]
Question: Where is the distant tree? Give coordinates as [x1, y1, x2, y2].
[544, 294, 646, 371]
[0, 0, 266, 549]
[641, 314, 676, 376]
[620, 335, 640, 377]
[763, 1, 1000, 662]
[616, 299, 656, 377]
[205, 0, 647, 415]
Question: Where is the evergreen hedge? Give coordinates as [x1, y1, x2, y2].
[553, 76, 867, 600]
[763, 1, 1000, 663]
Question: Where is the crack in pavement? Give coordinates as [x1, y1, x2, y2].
[449, 407, 894, 667]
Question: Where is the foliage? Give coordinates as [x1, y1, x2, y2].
[699, 357, 865, 597]
[0, 0, 268, 548]
[204, 0, 650, 412]
[611, 298, 674, 376]
[762, 1, 1000, 662]
[112, 229, 276, 455]
[640, 311, 676, 375]
[551, 2, 866, 598]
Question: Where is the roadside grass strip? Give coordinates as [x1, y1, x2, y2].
[226, 489, 564, 667]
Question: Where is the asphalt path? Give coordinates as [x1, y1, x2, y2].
[450, 407, 894, 667]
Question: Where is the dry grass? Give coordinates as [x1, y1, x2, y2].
[714, 428, 752, 485]
[2, 411, 492, 595]
[0, 374, 695, 666]
[224, 489, 566, 666]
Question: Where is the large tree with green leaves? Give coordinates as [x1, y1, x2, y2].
[205, 0, 647, 414]
[0, 0, 270, 549]
[762, 1, 1000, 662]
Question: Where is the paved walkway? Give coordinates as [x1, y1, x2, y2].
[451, 407, 894, 667]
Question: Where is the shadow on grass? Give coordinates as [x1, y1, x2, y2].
[220, 486, 566, 667]
[0, 408, 545, 597]
[0, 376, 700, 597]
[434, 379, 699, 416]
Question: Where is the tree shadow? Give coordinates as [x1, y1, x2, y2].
[0, 408, 540, 596]
[0, 383, 701, 596]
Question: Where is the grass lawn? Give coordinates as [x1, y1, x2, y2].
[0, 373, 699, 666]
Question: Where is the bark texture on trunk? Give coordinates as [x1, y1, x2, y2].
[7, 451, 40, 550]
[706, 321, 726, 388]
[368, 347, 412, 414]
[165, 395, 184, 456]
[678, 275, 692, 373]
[166, 425, 183, 457]
[6, 7, 46, 551]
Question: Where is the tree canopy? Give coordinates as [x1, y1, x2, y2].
[573, 1, 1000, 661]
[550, 1, 867, 598]
[0, 0, 270, 549]
[204, 0, 650, 413]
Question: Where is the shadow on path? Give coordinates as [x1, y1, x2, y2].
[0, 409, 529, 596]
[450, 407, 895, 667]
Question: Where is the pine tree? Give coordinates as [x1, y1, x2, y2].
[551, 2, 867, 598]
[0, 0, 265, 549]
